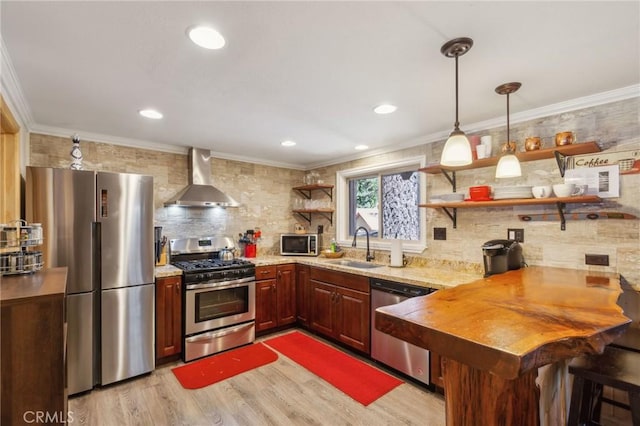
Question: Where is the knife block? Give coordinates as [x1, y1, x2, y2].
[155, 247, 167, 266]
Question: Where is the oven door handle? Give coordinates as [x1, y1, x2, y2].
[186, 276, 255, 290]
[185, 322, 255, 343]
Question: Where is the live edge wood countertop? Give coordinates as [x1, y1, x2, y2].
[375, 266, 631, 426]
[376, 266, 630, 379]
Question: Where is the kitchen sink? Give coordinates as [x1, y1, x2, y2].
[327, 259, 383, 269]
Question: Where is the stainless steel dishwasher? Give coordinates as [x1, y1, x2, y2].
[371, 278, 434, 385]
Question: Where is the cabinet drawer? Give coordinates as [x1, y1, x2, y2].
[156, 275, 181, 286]
[256, 265, 277, 280]
[309, 267, 369, 293]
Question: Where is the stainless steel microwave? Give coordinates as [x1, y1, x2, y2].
[280, 233, 319, 256]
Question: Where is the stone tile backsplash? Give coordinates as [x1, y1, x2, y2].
[28, 97, 639, 301]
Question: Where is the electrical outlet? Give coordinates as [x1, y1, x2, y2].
[585, 254, 609, 266]
[507, 228, 524, 243]
[434, 227, 447, 240]
[317, 225, 324, 234]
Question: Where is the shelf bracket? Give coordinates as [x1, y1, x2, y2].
[295, 211, 312, 223]
[554, 151, 568, 177]
[320, 187, 333, 200]
[294, 187, 333, 200]
[441, 207, 457, 229]
[440, 170, 457, 192]
[294, 189, 312, 200]
[319, 211, 334, 225]
[294, 211, 333, 225]
[556, 202, 567, 231]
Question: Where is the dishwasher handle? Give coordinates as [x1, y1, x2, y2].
[370, 278, 433, 297]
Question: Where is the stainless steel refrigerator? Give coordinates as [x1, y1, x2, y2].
[26, 166, 155, 395]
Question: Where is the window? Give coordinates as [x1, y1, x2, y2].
[336, 156, 427, 253]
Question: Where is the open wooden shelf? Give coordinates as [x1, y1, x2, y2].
[420, 195, 601, 209]
[421, 195, 602, 231]
[419, 141, 600, 175]
[292, 184, 334, 200]
[292, 208, 335, 213]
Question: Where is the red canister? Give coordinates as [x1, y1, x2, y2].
[244, 243, 257, 258]
[469, 185, 491, 200]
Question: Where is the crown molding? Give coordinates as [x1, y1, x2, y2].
[29, 123, 307, 170]
[0, 36, 34, 128]
[304, 84, 640, 170]
[463, 84, 640, 134]
[29, 123, 187, 155]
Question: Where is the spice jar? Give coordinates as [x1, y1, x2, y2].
[30, 223, 43, 244]
[1, 226, 18, 248]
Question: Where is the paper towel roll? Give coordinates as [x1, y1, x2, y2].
[390, 240, 403, 267]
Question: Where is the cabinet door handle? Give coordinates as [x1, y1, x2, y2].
[175, 282, 180, 293]
[272, 284, 276, 292]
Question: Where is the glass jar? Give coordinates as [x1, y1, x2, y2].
[30, 223, 43, 244]
[1, 226, 19, 248]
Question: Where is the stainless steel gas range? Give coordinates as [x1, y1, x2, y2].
[170, 236, 256, 362]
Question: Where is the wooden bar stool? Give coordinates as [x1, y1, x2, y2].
[568, 345, 640, 426]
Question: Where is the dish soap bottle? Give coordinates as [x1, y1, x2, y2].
[330, 238, 337, 253]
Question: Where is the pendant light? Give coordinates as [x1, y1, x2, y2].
[495, 82, 522, 178]
[440, 37, 474, 167]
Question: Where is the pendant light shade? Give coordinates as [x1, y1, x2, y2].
[441, 131, 473, 166]
[440, 38, 473, 167]
[495, 82, 522, 178]
[495, 154, 522, 178]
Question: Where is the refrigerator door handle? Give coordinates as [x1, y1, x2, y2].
[93, 221, 102, 291]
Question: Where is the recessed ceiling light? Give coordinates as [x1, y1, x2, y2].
[373, 104, 397, 114]
[281, 140, 296, 147]
[139, 109, 163, 119]
[355, 145, 369, 150]
[187, 26, 226, 50]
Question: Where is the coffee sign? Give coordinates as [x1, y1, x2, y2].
[566, 149, 640, 175]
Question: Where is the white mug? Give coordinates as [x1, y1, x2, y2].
[480, 135, 492, 157]
[532, 185, 553, 199]
[553, 183, 585, 198]
[476, 145, 488, 159]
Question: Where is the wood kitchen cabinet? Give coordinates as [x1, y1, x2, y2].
[255, 264, 296, 333]
[295, 264, 311, 327]
[0, 95, 21, 223]
[1, 268, 68, 425]
[309, 266, 370, 354]
[155, 275, 182, 361]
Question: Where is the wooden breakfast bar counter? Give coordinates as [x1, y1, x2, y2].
[375, 266, 632, 426]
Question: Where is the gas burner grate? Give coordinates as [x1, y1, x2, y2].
[172, 258, 254, 273]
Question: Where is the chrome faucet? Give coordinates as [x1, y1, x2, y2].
[352, 226, 374, 262]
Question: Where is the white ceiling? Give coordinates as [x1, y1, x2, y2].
[1, 1, 639, 170]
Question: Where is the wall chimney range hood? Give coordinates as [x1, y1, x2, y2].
[164, 148, 239, 207]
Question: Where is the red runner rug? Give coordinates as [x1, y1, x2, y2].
[172, 343, 278, 389]
[264, 331, 403, 406]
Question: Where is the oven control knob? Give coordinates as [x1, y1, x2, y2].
[196, 274, 204, 281]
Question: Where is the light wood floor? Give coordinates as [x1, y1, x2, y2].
[69, 330, 446, 425]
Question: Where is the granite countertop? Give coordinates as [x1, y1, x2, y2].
[248, 255, 481, 290]
[154, 255, 480, 289]
[155, 264, 182, 278]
